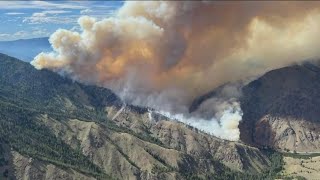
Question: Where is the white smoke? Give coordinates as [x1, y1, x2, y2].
[159, 100, 242, 141]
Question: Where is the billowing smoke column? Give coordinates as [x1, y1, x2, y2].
[160, 100, 243, 141]
[31, 1, 320, 141]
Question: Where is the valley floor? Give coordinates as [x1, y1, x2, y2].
[281, 155, 320, 179]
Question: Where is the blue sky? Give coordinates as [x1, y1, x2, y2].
[0, 1, 124, 41]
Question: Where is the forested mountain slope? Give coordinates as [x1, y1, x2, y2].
[0, 53, 282, 179]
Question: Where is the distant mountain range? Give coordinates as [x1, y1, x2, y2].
[0, 37, 52, 62]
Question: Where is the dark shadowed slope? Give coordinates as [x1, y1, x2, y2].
[240, 63, 320, 152]
[0, 53, 122, 178]
[0, 53, 122, 115]
[189, 62, 320, 153]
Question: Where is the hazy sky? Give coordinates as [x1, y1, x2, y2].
[0, 1, 123, 41]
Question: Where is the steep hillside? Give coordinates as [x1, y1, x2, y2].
[0, 53, 282, 179]
[240, 63, 320, 152]
[190, 62, 320, 153]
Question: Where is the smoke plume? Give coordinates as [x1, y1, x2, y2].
[31, 1, 320, 141]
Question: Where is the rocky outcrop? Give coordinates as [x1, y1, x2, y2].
[37, 105, 271, 180]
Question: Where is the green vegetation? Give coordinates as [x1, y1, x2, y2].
[146, 148, 177, 174]
[0, 54, 122, 179]
[0, 103, 108, 179]
[182, 149, 285, 180]
[0, 53, 121, 122]
[106, 119, 169, 148]
[0, 143, 8, 167]
[151, 164, 175, 174]
[104, 134, 140, 170]
[282, 152, 320, 159]
[0, 53, 293, 179]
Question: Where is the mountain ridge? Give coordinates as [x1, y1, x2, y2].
[190, 62, 320, 154]
[0, 53, 282, 179]
[240, 63, 320, 153]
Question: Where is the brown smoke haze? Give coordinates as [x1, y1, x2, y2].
[31, 1, 320, 140]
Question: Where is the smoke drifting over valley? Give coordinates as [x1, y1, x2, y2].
[31, 1, 320, 140]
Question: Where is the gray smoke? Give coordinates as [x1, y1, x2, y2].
[31, 1, 320, 140]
